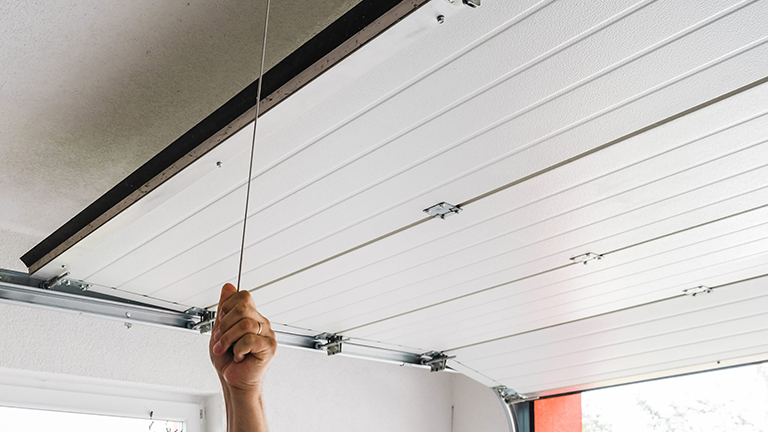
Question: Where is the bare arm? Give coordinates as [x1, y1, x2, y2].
[209, 283, 277, 432]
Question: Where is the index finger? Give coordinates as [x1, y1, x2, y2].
[214, 283, 237, 331]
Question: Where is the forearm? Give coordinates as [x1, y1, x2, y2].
[219, 377, 233, 432]
[222, 384, 269, 432]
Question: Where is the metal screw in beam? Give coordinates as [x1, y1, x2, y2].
[437, 15, 445, 24]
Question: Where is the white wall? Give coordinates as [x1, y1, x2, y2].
[452, 373, 510, 432]
[263, 348, 453, 432]
[0, 300, 507, 432]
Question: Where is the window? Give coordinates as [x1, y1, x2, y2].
[0, 374, 202, 432]
[0, 405, 183, 432]
[582, 363, 768, 431]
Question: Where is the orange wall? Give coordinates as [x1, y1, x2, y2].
[534, 393, 581, 432]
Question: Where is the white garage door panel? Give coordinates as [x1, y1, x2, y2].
[459, 284, 768, 371]
[249, 83, 768, 315]
[450, 275, 768, 394]
[379, 253, 768, 351]
[268, 182, 768, 336]
[454, 276, 768, 363]
[178, 48, 768, 311]
[494, 312, 768, 382]
[269, 147, 768, 333]
[40, 0, 768, 309]
[185, 44, 768, 311]
[346, 225, 768, 346]
[260, 125, 768, 323]
[515, 331, 768, 394]
[346, 203, 768, 334]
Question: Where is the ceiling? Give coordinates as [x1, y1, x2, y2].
[0, 0, 361, 272]
[9, 0, 768, 397]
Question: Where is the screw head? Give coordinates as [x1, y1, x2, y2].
[216, 161, 223, 168]
[125, 312, 131, 318]
[437, 15, 445, 24]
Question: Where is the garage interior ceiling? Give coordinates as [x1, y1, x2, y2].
[0, 0, 363, 272]
[14, 0, 768, 397]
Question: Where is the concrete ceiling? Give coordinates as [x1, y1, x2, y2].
[0, 0, 361, 272]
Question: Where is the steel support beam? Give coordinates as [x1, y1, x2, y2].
[0, 269, 435, 369]
[0, 274, 199, 329]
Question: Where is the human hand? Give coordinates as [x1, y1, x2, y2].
[209, 283, 277, 394]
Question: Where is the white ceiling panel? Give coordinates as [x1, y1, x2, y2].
[29, 0, 768, 396]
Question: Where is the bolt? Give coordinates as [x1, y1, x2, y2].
[125, 312, 131, 318]
[125, 322, 132, 329]
[437, 15, 445, 24]
[216, 161, 223, 168]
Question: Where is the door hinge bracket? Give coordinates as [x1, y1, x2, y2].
[569, 252, 603, 265]
[424, 202, 462, 219]
[683, 285, 712, 296]
[315, 333, 347, 356]
[421, 351, 455, 372]
[493, 386, 538, 404]
[189, 308, 216, 334]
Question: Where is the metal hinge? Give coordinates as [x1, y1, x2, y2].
[188, 308, 216, 334]
[493, 386, 538, 404]
[424, 202, 462, 219]
[41, 272, 92, 291]
[315, 333, 347, 356]
[683, 285, 712, 296]
[421, 351, 455, 372]
[569, 252, 603, 265]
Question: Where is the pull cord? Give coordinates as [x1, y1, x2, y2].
[236, 0, 272, 291]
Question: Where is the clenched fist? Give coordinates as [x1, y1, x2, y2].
[209, 283, 276, 431]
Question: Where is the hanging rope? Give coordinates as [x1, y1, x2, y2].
[236, 0, 272, 291]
